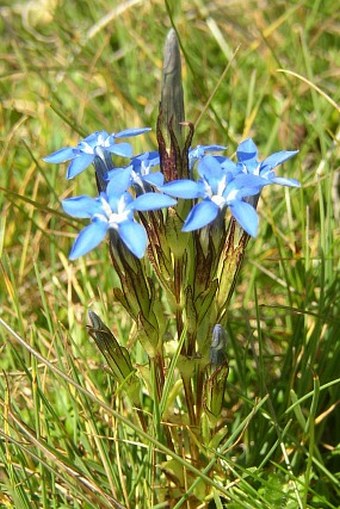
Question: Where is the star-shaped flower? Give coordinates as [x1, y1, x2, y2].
[107, 151, 164, 191]
[161, 155, 266, 236]
[188, 144, 226, 169]
[43, 127, 151, 179]
[236, 138, 300, 187]
[62, 166, 176, 259]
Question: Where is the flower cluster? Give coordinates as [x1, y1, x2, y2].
[44, 129, 299, 259]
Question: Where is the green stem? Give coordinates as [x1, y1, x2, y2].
[174, 258, 184, 352]
[154, 353, 175, 453]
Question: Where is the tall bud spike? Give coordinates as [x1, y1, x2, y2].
[160, 28, 185, 147]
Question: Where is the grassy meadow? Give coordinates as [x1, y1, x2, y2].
[0, 0, 339, 507]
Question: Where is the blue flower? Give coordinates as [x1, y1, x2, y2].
[188, 144, 226, 169]
[62, 167, 176, 259]
[43, 127, 151, 179]
[236, 138, 300, 187]
[185, 156, 265, 235]
[107, 151, 164, 190]
[161, 156, 266, 236]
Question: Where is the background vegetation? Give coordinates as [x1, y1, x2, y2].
[0, 0, 339, 507]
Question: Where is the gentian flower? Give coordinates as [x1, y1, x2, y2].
[107, 151, 164, 191]
[188, 145, 226, 169]
[161, 155, 266, 236]
[62, 166, 176, 259]
[43, 127, 151, 179]
[236, 138, 300, 187]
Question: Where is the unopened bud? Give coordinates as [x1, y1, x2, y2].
[210, 324, 227, 366]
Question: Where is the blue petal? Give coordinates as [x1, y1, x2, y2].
[133, 192, 177, 211]
[234, 173, 266, 187]
[142, 172, 164, 187]
[220, 157, 238, 174]
[269, 176, 301, 187]
[109, 192, 134, 215]
[118, 221, 147, 258]
[161, 179, 201, 199]
[62, 196, 102, 218]
[260, 150, 299, 171]
[197, 156, 224, 182]
[236, 138, 258, 163]
[104, 192, 129, 215]
[107, 142, 133, 158]
[115, 127, 152, 138]
[69, 220, 108, 259]
[144, 151, 160, 166]
[132, 150, 160, 168]
[67, 154, 95, 179]
[106, 167, 132, 197]
[224, 178, 262, 201]
[229, 200, 259, 236]
[200, 144, 226, 152]
[189, 145, 226, 163]
[228, 174, 267, 197]
[43, 147, 75, 164]
[182, 200, 219, 232]
[84, 130, 109, 146]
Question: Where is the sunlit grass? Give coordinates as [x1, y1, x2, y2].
[1, 0, 339, 507]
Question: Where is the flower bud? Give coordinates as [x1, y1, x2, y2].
[210, 324, 228, 366]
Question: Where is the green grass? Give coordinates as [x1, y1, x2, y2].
[0, 0, 339, 507]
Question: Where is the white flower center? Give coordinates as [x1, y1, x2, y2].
[79, 141, 94, 155]
[216, 174, 227, 195]
[203, 174, 228, 208]
[140, 161, 151, 176]
[131, 169, 144, 188]
[253, 164, 261, 176]
[98, 195, 131, 228]
[97, 133, 108, 146]
[108, 210, 130, 228]
[211, 194, 225, 208]
[226, 188, 239, 202]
